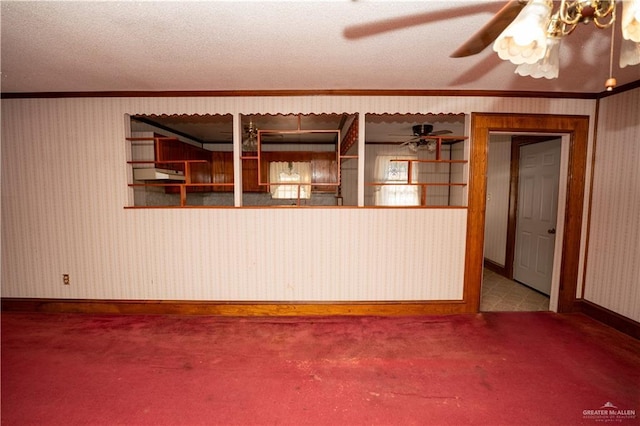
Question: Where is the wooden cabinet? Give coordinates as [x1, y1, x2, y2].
[241, 155, 264, 192]
[211, 152, 234, 192]
[132, 136, 340, 196]
[155, 136, 212, 193]
[241, 151, 338, 193]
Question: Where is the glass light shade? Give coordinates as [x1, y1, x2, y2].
[620, 37, 640, 67]
[622, 0, 640, 42]
[242, 135, 257, 151]
[493, 0, 552, 65]
[515, 37, 561, 79]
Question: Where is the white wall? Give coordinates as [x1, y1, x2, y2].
[584, 87, 640, 322]
[1, 95, 596, 303]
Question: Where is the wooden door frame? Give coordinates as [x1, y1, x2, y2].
[465, 113, 589, 313]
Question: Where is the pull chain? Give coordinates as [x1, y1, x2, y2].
[605, 22, 617, 91]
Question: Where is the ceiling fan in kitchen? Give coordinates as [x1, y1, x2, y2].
[241, 119, 285, 151]
[242, 120, 259, 151]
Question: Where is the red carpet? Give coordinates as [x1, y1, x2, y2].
[2, 312, 638, 425]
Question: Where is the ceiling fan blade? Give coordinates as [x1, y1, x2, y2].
[343, 4, 494, 40]
[399, 138, 418, 146]
[428, 130, 453, 136]
[450, 0, 528, 58]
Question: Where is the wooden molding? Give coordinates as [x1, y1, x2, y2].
[3, 81, 638, 100]
[573, 300, 640, 340]
[1, 89, 601, 100]
[595, 79, 640, 99]
[468, 113, 589, 314]
[4, 298, 637, 339]
[1, 298, 473, 317]
[505, 139, 520, 279]
[483, 258, 507, 277]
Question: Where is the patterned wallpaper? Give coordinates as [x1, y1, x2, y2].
[1, 95, 598, 304]
[484, 134, 512, 266]
[583, 88, 640, 321]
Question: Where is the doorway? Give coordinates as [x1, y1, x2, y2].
[464, 113, 589, 314]
[481, 268, 550, 311]
[481, 135, 562, 311]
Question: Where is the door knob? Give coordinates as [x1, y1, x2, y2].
[548, 228, 556, 234]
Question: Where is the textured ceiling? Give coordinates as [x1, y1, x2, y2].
[2, 0, 639, 95]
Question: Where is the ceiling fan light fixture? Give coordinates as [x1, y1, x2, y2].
[451, 0, 640, 86]
[426, 139, 438, 153]
[515, 36, 561, 78]
[622, 0, 640, 42]
[242, 120, 259, 151]
[620, 36, 640, 67]
[493, 0, 552, 65]
[559, 0, 616, 28]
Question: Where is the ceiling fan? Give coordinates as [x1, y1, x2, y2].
[346, 1, 640, 87]
[398, 124, 453, 152]
[241, 120, 286, 150]
[242, 120, 259, 150]
[449, 0, 529, 58]
[343, 1, 526, 57]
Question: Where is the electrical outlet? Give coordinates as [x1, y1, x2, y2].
[63, 274, 70, 285]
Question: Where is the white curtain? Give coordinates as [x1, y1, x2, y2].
[374, 155, 420, 206]
[270, 161, 312, 199]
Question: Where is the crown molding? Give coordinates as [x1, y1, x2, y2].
[0, 88, 606, 100]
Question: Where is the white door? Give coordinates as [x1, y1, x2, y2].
[513, 139, 561, 295]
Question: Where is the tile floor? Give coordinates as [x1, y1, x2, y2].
[480, 268, 550, 312]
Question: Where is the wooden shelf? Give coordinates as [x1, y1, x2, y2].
[410, 159, 467, 164]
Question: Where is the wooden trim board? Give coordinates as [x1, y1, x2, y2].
[1, 298, 471, 317]
[467, 113, 589, 313]
[573, 300, 640, 340]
